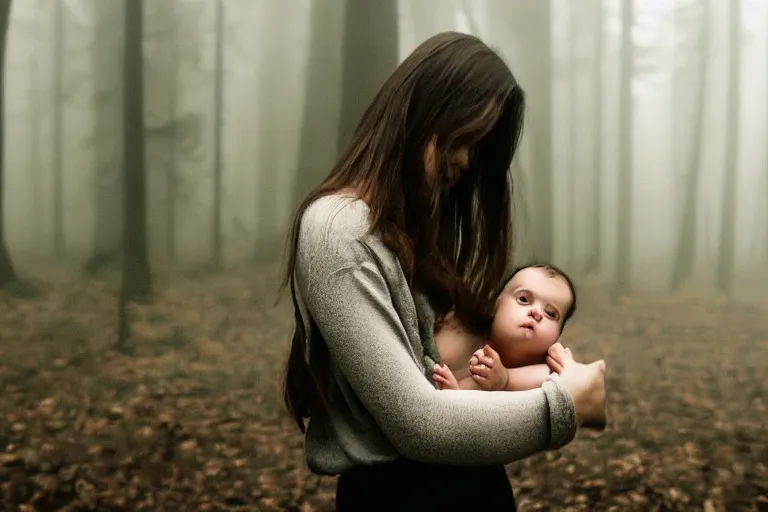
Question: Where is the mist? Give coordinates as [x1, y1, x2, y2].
[2, 0, 766, 296]
[0, 1, 766, 510]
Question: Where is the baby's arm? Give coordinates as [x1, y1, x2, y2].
[433, 317, 554, 391]
[438, 361, 553, 391]
[504, 365, 552, 391]
[504, 343, 568, 390]
[470, 346, 556, 391]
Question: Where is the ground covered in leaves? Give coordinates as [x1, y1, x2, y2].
[0, 266, 766, 511]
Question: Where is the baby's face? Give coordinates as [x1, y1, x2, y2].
[490, 267, 573, 366]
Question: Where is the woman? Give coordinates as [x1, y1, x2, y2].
[281, 32, 607, 510]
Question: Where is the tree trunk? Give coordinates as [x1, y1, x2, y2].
[211, 0, 224, 268]
[337, 0, 399, 155]
[568, 2, 577, 268]
[29, 0, 41, 246]
[488, 0, 554, 261]
[52, 0, 65, 257]
[0, 0, 14, 288]
[456, 1, 555, 262]
[584, 0, 603, 274]
[614, 0, 634, 295]
[669, 0, 709, 291]
[85, 0, 124, 273]
[254, 2, 287, 263]
[510, 156, 530, 263]
[715, 0, 740, 293]
[290, 0, 345, 209]
[166, 1, 178, 263]
[120, 0, 152, 304]
[522, 2, 554, 262]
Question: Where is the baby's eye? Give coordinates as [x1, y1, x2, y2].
[517, 296, 529, 304]
[546, 310, 559, 320]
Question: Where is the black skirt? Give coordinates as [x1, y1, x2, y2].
[335, 457, 517, 511]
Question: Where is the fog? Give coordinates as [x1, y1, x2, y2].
[2, 0, 765, 296]
[0, 1, 766, 510]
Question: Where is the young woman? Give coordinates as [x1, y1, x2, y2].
[281, 32, 607, 510]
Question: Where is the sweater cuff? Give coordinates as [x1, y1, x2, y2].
[541, 373, 577, 450]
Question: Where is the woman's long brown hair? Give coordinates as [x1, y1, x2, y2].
[281, 32, 525, 432]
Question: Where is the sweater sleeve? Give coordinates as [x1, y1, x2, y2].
[296, 206, 577, 466]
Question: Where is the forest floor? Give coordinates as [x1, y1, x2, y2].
[0, 265, 767, 512]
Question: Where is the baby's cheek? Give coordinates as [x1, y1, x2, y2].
[490, 315, 519, 354]
[540, 326, 561, 348]
[493, 298, 516, 324]
[490, 307, 515, 340]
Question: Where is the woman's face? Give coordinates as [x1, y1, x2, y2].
[423, 136, 471, 190]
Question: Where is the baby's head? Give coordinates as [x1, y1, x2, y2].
[489, 264, 576, 366]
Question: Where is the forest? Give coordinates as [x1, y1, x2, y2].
[0, 0, 766, 510]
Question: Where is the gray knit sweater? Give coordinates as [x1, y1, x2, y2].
[294, 194, 577, 475]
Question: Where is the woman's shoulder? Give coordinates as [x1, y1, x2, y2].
[296, 193, 378, 273]
[294, 193, 409, 302]
[300, 193, 371, 242]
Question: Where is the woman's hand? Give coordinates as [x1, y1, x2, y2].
[548, 343, 607, 430]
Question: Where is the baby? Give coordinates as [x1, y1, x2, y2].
[432, 264, 576, 391]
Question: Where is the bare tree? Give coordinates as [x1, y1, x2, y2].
[85, 0, 124, 273]
[614, 0, 634, 294]
[584, 0, 604, 274]
[254, 2, 288, 262]
[165, 1, 178, 263]
[290, 0, 345, 209]
[337, 0, 399, 154]
[290, 0, 397, 212]
[520, 2, 555, 262]
[567, 2, 578, 268]
[120, 0, 152, 303]
[118, 0, 152, 351]
[715, 0, 741, 293]
[460, 2, 532, 265]
[486, 0, 555, 261]
[28, 0, 42, 246]
[669, 0, 710, 290]
[0, 0, 14, 288]
[52, 0, 65, 257]
[211, 0, 224, 268]
[143, 0, 194, 264]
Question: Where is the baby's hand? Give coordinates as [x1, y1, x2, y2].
[433, 363, 460, 390]
[546, 342, 567, 374]
[469, 345, 509, 391]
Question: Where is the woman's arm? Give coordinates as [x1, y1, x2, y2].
[296, 205, 577, 466]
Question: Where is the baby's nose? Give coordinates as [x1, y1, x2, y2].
[528, 308, 542, 321]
